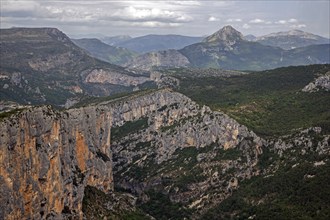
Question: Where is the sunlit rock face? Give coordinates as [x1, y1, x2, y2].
[0, 106, 113, 219]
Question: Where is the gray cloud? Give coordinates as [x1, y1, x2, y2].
[0, 0, 328, 38]
[111, 6, 193, 23]
[208, 16, 219, 22]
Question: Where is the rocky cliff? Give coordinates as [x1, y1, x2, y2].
[0, 105, 113, 219]
[0, 89, 262, 219]
[110, 90, 264, 217]
[1, 88, 329, 219]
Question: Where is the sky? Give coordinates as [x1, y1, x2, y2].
[1, 0, 329, 38]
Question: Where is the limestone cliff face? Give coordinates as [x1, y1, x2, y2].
[111, 91, 264, 215]
[84, 68, 151, 87]
[0, 106, 113, 219]
[0, 89, 202, 219]
[0, 89, 268, 219]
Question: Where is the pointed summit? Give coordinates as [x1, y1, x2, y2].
[203, 25, 244, 45]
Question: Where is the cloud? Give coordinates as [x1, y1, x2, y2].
[288, 18, 298, 23]
[290, 24, 307, 29]
[248, 18, 272, 25]
[1, 0, 40, 13]
[226, 18, 242, 22]
[275, 20, 287, 24]
[275, 18, 300, 25]
[112, 6, 193, 23]
[128, 21, 182, 28]
[1, 0, 47, 18]
[242, 23, 250, 29]
[2, 1, 193, 25]
[208, 16, 219, 22]
[249, 18, 265, 24]
[171, 1, 201, 6]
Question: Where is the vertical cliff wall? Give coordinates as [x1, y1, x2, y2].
[0, 89, 193, 219]
[0, 105, 113, 219]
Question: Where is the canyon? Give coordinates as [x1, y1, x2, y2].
[1, 88, 329, 219]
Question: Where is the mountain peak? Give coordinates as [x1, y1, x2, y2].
[203, 25, 244, 44]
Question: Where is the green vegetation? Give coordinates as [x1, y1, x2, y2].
[257, 146, 279, 169]
[134, 141, 152, 151]
[72, 38, 137, 65]
[82, 186, 150, 220]
[172, 64, 330, 137]
[140, 190, 192, 220]
[72, 88, 158, 108]
[202, 162, 330, 220]
[0, 108, 25, 120]
[214, 147, 242, 161]
[111, 117, 149, 140]
[117, 153, 157, 181]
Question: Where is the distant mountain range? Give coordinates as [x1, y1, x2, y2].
[244, 34, 257, 41]
[111, 34, 203, 53]
[101, 35, 132, 46]
[246, 30, 329, 50]
[71, 28, 328, 69]
[126, 26, 329, 71]
[125, 49, 190, 70]
[72, 38, 137, 65]
[0, 28, 155, 106]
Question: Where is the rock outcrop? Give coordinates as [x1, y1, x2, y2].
[0, 105, 113, 219]
[302, 73, 330, 92]
[84, 69, 151, 87]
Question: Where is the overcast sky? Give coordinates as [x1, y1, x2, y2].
[1, 0, 329, 38]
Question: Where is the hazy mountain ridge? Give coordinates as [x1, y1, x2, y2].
[101, 35, 132, 46]
[72, 38, 137, 65]
[115, 34, 203, 53]
[179, 26, 329, 70]
[252, 30, 330, 50]
[244, 34, 257, 41]
[125, 26, 329, 71]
